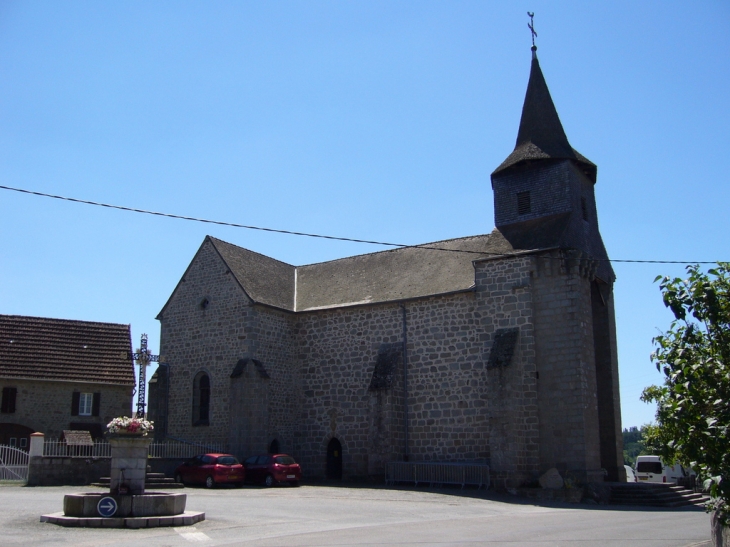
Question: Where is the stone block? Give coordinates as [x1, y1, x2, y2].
[539, 468, 564, 489]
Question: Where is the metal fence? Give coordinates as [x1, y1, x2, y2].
[42, 438, 227, 459]
[148, 439, 227, 459]
[0, 444, 29, 481]
[42, 439, 111, 458]
[386, 461, 490, 489]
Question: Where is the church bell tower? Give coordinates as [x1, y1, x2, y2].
[491, 45, 614, 285]
[490, 38, 624, 482]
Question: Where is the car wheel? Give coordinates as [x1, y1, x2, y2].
[175, 473, 184, 485]
[264, 474, 274, 487]
[205, 475, 216, 489]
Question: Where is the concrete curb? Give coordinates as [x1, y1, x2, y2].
[40, 510, 205, 528]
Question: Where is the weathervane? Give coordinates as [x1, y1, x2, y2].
[128, 334, 164, 419]
[527, 12, 537, 49]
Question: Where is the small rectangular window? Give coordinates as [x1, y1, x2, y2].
[19, 438, 28, 448]
[79, 393, 93, 416]
[517, 191, 531, 215]
[581, 197, 588, 221]
[1, 387, 17, 413]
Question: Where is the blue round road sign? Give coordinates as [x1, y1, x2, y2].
[97, 496, 118, 517]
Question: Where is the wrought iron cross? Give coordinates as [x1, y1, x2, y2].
[129, 334, 164, 419]
[527, 12, 537, 48]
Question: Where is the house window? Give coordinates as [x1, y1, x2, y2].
[192, 372, 210, 426]
[79, 393, 93, 416]
[517, 191, 531, 215]
[581, 197, 588, 221]
[71, 392, 100, 417]
[1, 387, 17, 413]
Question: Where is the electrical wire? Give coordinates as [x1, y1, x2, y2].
[0, 184, 720, 265]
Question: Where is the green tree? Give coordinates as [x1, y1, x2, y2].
[642, 263, 730, 523]
[622, 425, 650, 467]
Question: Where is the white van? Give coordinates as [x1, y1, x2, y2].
[635, 455, 685, 483]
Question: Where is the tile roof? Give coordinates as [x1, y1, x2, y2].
[0, 315, 135, 385]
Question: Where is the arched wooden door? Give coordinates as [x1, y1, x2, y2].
[326, 437, 342, 480]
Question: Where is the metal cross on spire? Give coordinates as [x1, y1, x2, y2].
[129, 334, 164, 419]
[527, 12, 537, 48]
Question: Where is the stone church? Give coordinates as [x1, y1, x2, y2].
[150, 46, 624, 486]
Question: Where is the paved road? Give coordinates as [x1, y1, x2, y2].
[0, 483, 712, 546]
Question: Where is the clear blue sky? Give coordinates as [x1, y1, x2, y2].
[1, 1, 728, 429]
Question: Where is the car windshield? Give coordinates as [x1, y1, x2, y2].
[275, 456, 296, 465]
[217, 456, 239, 465]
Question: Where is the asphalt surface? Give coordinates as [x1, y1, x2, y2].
[0, 482, 713, 546]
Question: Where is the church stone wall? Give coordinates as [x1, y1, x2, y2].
[289, 254, 541, 485]
[295, 303, 404, 479]
[159, 239, 255, 445]
[473, 256, 539, 486]
[236, 306, 300, 457]
[531, 252, 603, 482]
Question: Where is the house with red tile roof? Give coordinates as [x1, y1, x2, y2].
[0, 314, 135, 447]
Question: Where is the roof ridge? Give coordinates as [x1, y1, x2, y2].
[296, 233, 499, 269]
[0, 314, 129, 328]
[207, 236, 296, 268]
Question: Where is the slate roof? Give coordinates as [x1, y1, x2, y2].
[296, 231, 517, 311]
[209, 237, 295, 310]
[199, 230, 521, 313]
[493, 49, 597, 183]
[0, 315, 135, 385]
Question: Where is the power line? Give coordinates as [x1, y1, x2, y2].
[0, 184, 720, 265]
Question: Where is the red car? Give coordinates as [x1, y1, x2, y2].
[174, 453, 245, 488]
[243, 453, 301, 486]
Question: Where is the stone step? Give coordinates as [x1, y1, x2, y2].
[92, 474, 185, 490]
[146, 473, 167, 480]
[609, 483, 708, 508]
[90, 482, 185, 490]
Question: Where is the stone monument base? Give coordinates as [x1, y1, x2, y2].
[63, 492, 186, 518]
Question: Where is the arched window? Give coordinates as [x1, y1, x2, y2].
[192, 372, 210, 426]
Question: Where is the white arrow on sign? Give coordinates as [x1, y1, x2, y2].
[97, 496, 118, 517]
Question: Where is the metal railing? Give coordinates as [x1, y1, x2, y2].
[0, 444, 29, 481]
[386, 461, 490, 489]
[42, 439, 111, 458]
[148, 439, 227, 459]
[42, 438, 227, 459]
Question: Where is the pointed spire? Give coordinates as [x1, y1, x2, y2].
[515, 50, 574, 159]
[493, 48, 596, 182]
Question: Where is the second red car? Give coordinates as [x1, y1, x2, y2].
[175, 453, 245, 488]
[243, 453, 301, 486]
